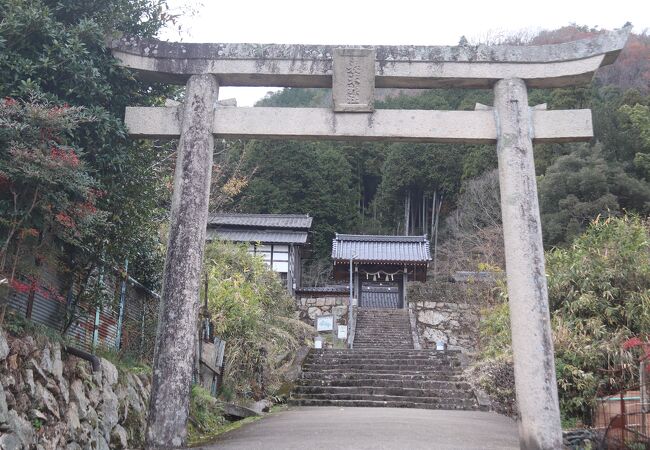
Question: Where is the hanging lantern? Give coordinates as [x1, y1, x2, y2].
[373, 274, 377, 281]
[385, 274, 389, 281]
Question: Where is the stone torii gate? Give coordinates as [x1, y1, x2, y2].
[110, 28, 630, 449]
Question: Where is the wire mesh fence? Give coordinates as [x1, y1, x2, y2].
[593, 363, 650, 449]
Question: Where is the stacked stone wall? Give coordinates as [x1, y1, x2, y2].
[295, 296, 349, 327]
[408, 281, 493, 354]
[0, 327, 150, 449]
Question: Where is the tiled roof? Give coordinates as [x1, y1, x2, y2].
[296, 285, 350, 294]
[206, 228, 308, 244]
[207, 213, 312, 229]
[332, 234, 431, 263]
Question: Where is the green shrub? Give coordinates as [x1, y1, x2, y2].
[476, 215, 650, 424]
[187, 384, 227, 444]
[203, 240, 313, 400]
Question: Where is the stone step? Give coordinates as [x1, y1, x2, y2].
[287, 398, 484, 411]
[351, 346, 414, 351]
[289, 397, 479, 410]
[355, 328, 411, 332]
[300, 371, 464, 382]
[302, 360, 460, 372]
[301, 369, 463, 377]
[354, 334, 411, 338]
[305, 354, 456, 362]
[296, 378, 471, 390]
[292, 392, 476, 407]
[355, 331, 410, 334]
[302, 360, 459, 370]
[310, 349, 462, 356]
[293, 385, 475, 400]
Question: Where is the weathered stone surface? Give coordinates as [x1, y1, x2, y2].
[110, 27, 630, 88]
[25, 369, 36, 396]
[51, 343, 63, 377]
[494, 78, 562, 448]
[331, 306, 347, 318]
[6, 409, 35, 448]
[0, 336, 153, 449]
[100, 359, 118, 386]
[30, 409, 48, 422]
[307, 307, 320, 320]
[145, 73, 219, 450]
[0, 328, 8, 361]
[66, 402, 81, 437]
[0, 384, 8, 428]
[99, 388, 119, 439]
[40, 346, 53, 374]
[125, 106, 593, 144]
[126, 384, 143, 415]
[96, 435, 110, 450]
[410, 299, 478, 354]
[418, 310, 446, 326]
[223, 403, 260, 419]
[30, 358, 48, 383]
[70, 380, 89, 419]
[250, 399, 272, 414]
[58, 377, 69, 404]
[110, 424, 128, 449]
[332, 48, 375, 112]
[36, 382, 60, 419]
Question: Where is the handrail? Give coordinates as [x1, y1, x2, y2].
[347, 304, 357, 349]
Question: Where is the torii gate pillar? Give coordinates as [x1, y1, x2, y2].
[495, 78, 562, 449]
[145, 74, 218, 448]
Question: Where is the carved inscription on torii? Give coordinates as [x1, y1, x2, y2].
[332, 48, 375, 112]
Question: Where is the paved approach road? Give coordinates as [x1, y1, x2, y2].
[196, 407, 519, 450]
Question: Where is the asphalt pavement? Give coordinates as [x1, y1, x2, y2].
[196, 406, 519, 450]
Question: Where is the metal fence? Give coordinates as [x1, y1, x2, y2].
[593, 361, 650, 449]
[6, 261, 160, 364]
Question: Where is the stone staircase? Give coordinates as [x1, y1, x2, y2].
[353, 308, 413, 349]
[289, 308, 481, 411]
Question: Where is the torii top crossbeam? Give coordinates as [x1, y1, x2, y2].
[111, 28, 630, 144]
[109, 27, 629, 88]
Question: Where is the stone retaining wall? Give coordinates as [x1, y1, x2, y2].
[295, 296, 349, 327]
[0, 327, 150, 449]
[409, 300, 478, 353]
[408, 281, 489, 354]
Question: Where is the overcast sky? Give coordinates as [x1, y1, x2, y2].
[161, 0, 650, 106]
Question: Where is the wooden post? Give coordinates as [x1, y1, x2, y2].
[145, 74, 219, 449]
[494, 78, 562, 449]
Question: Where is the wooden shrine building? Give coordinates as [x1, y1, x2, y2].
[207, 213, 312, 296]
[331, 234, 431, 309]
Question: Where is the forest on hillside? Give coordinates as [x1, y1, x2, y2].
[1, 3, 649, 295]
[216, 26, 650, 279]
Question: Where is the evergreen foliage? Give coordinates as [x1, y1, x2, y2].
[0, 0, 174, 288]
[477, 216, 650, 423]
